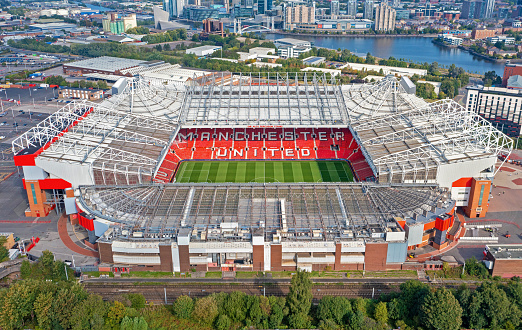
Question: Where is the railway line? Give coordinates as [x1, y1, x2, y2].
[83, 282, 401, 304]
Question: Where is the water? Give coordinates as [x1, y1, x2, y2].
[265, 33, 506, 75]
[84, 3, 113, 12]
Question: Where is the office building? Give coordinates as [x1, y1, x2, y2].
[482, 0, 495, 18]
[331, 0, 340, 16]
[466, 85, 522, 137]
[374, 3, 395, 31]
[258, 0, 273, 14]
[364, 0, 374, 19]
[347, 0, 357, 17]
[461, 0, 482, 19]
[163, 0, 185, 18]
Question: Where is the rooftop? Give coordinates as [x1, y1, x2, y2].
[487, 244, 522, 259]
[65, 56, 146, 73]
[79, 182, 451, 240]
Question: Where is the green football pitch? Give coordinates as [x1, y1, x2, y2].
[174, 160, 354, 183]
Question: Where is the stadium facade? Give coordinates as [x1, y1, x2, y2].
[13, 72, 513, 272]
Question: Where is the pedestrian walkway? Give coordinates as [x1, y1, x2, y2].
[57, 214, 99, 258]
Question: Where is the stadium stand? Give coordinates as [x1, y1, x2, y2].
[162, 127, 368, 181]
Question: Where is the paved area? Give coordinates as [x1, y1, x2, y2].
[57, 214, 99, 258]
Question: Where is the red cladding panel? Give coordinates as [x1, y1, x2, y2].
[38, 178, 72, 190]
[452, 177, 473, 188]
[14, 154, 36, 166]
[423, 221, 435, 231]
[78, 213, 94, 231]
[435, 217, 451, 231]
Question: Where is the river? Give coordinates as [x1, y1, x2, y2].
[264, 33, 506, 75]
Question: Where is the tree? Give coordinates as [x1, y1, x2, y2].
[317, 296, 352, 325]
[126, 293, 146, 309]
[34, 291, 54, 330]
[192, 296, 218, 326]
[0, 236, 9, 262]
[120, 316, 148, 330]
[172, 295, 193, 319]
[374, 301, 388, 327]
[106, 301, 127, 328]
[215, 314, 232, 330]
[268, 296, 287, 329]
[163, 43, 171, 51]
[421, 287, 462, 330]
[287, 270, 313, 328]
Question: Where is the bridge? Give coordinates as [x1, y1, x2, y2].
[233, 18, 275, 34]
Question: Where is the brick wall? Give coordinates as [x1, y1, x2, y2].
[364, 243, 388, 271]
[98, 242, 114, 263]
[271, 244, 282, 271]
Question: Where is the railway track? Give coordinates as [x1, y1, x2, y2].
[84, 283, 399, 304]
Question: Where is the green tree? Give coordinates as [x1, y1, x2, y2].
[215, 314, 232, 330]
[373, 301, 388, 327]
[120, 316, 148, 330]
[126, 293, 146, 309]
[106, 301, 127, 328]
[268, 296, 287, 329]
[421, 287, 462, 330]
[192, 296, 218, 326]
[34, 291, 54, 330]
[172, 295, 193, 319]
[287, 270, 313, 328]
[0, 236, 8, 262]
[317, 296, 351, 325]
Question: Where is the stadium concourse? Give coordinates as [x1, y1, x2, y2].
[12, 72, 513, 273]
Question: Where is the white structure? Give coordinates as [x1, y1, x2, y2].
[301, 67, 341, 76]
[274, 38, 312, 48]
[487, 36, 515, 45]
[186, 45, 222, 57]
[442, 34, 463, 46]
[345, 62, 427, 77]
[249, 47, 277, 56]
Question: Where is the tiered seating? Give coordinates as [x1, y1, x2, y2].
[350, 150, 374, 182]
[155, 127, 374, 182]
[154, 152, 179, 183]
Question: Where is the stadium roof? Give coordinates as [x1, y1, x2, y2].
[351, 99, 513, 182]
[12, 100, 177, 186]
[341, 75, 426, 121]
[78, 182, 453, 239]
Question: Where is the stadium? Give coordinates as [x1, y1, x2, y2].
[12, 72, 513, 272]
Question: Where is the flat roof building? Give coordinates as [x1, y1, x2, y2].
[63, 56, 148, 76]
[485, 244, 522, 277]
[186, 45, 222, 57]
[274, 38, 312, 48]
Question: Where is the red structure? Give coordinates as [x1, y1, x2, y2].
[154, 127, 374, 183]
[502, 63, 522, 87]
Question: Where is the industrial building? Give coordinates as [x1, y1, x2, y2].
[186, 45, 222, 57]
[12, 71, 513, 273]
[63, 56, 154, 76]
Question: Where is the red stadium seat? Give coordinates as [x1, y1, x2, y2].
[154, 127, 372, 182]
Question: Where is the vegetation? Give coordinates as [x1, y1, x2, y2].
[125, 26, 150, 35]
[0, 236, 9, 262]
[141, 29, 187, 44]
[2, 252, 522, 330]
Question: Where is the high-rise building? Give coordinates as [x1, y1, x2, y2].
[258, 0, 273, 14]
[391, 0, 400, 7]
[364, 0, 374, 19]
[461, 0, 482, 19]
[102, 13, 137, 34]
[163, 0, 184, 18]
[331, 0, 340, 16]
[482, 0, 495, 18]
[285, 4, 315, 24]
[374, 3, 396, 31]
[347, 0, 357, 17]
